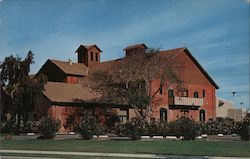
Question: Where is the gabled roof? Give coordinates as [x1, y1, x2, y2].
[48, 59, 88, 76]
[181, 48, 219, 89]
[75, 44, 102, 53]
[89, 46, 218, 89]
[44, 81, 100, 103]
[158, 47, 219, 89]
[123, 43, 148, 50]
[158, 47, 186, 58]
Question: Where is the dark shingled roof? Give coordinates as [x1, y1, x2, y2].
[49, 59, 89, 76]
[43, 81, 100, 103]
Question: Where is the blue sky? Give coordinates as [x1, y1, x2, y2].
[0, 0, 249, 108]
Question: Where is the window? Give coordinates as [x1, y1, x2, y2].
[91, 52, 94, 61]
[168, 89, 174, 97]
[160, 108, 167, 122]
[202, 89, 205, 97]
[200, 110, 205, 121]
[118, 109, 128, 123]
[194, 92, 199, 98]
[181, 88, 188, 97]
[159, 86, 163, 94]
[95, 53, 98, 62]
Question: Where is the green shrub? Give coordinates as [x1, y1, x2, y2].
[158, 121, 171, 137]
[78, 117, 104, 140]
[0, 118, 18, 134]
[216, 118, 237, 135]
[198, 121, 208, 135]
[201, 118, 237, 135]
[20, 120, 39, 133]
[170, 117, 199, 140]
[114, 123, 127, 136]
[205, 119, 218, 135]
[37, 117, 61, 139]
[147, 121, 159, 136]
[124, 117, 148, 139]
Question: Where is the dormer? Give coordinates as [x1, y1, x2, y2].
[123, 43, 148, 57]
[75, 44, 102, 66]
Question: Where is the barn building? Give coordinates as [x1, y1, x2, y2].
[36, 43, 219, 132]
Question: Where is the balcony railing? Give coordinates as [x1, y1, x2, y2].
[169, 96, 203, 107]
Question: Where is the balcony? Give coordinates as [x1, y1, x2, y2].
[169, 96, 203, 108]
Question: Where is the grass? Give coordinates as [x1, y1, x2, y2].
[1, 140, 250, 157]
[0, 153, 127, 159]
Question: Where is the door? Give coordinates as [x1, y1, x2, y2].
[160, 108, 168, 122]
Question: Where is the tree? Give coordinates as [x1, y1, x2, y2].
[0, 51, 47, 134]
[88, 48, 182, 119]
[237, 112, 250, 141]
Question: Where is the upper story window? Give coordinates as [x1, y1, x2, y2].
[202, 89, 205, 97]
[168, 89, 174, 97]
[194, 91, 199, 98]
[95, 53, 98, 62]
[91, 52, 94, 61]
[159, 85, 163, 94]
[181, 88, 188, 97]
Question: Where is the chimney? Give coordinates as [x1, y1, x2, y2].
[123, 43, 148, 57]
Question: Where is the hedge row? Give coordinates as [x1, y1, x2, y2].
[1, 113, 249, 140]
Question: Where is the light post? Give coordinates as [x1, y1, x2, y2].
[232, 91, 237, 104]
[232, 91, 237, 120]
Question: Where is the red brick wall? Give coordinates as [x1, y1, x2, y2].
[66, 76, 78, 84]
[88, 47, 100, 66]
[149, 50, 216, 122]
[48, 105, 82, 133]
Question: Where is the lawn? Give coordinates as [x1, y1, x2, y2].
[1, 140, 250, 157]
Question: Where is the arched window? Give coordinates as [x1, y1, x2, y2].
[202, 89, 205, 97]
[194, 91, 199, 98]
[91, 52, 94, 61]
[168, 89, 174, 97]
[181, 88, 188, 97]
[95, 53, 98, 62]
[200, 110, 205, 121]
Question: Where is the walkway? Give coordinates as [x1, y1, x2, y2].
[1, 150, 250, 159]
